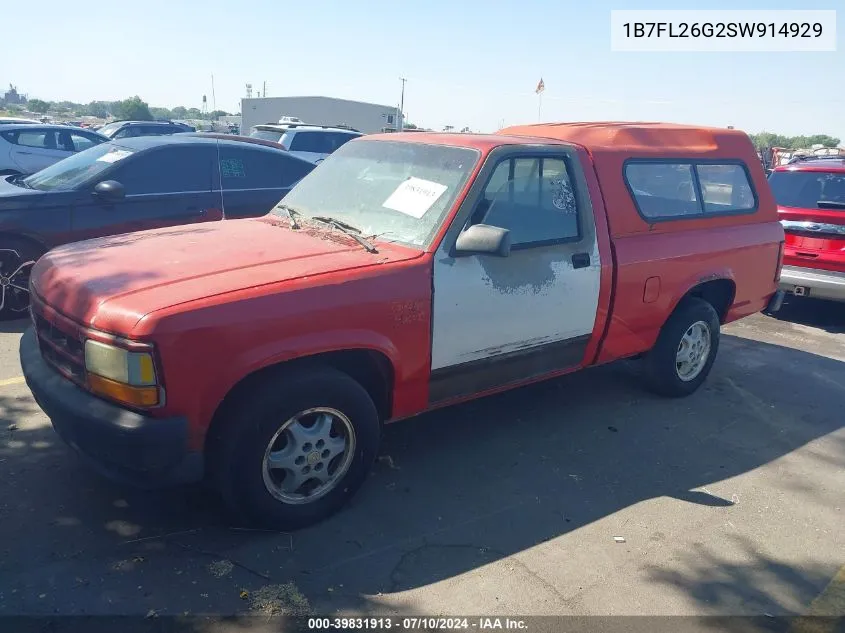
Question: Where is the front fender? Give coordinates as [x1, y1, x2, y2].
[198, 328, 404, 436]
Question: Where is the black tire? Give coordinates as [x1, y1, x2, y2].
[0, 237, 42, 320]
[211, 366, 381, 530]
[643, 297, 721, 398]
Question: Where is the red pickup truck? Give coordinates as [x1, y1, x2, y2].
[21, 122, 785, 529]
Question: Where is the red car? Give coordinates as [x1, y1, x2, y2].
[21, 122, 784, 529]
[768, 156, 845, 303]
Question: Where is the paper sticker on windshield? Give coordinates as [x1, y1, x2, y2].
[96, 149, 133, 163]
[220, 158, 245, 178]
[383, 177, 448, 219]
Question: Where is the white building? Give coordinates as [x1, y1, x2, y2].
[241, 96, 402, 136]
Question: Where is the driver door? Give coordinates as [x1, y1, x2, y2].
[429, 150, 602, 403]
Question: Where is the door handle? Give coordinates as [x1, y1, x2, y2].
[571, 252, 591, 269]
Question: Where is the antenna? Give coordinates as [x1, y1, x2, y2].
[215, 139, 226, 220]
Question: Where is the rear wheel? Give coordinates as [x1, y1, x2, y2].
[211, 367, 381, 529]
[643, 297, 720, 397]
[0, 238, 41, 320]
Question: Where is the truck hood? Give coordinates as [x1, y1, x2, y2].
[31, 216, 421, 333]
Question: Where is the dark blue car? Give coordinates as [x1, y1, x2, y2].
[0, 135, 315, 318]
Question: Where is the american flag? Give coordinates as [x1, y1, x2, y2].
[535, 78, 545, 94]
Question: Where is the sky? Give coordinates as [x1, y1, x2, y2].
[2, 0, 842, 141]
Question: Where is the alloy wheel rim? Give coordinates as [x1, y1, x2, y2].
[261, 407, 356, 505]
[0, 249, 35, 314]
[675, 320, 712, 382]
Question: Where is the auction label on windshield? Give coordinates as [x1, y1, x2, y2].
[383, 177, 448, 219]
[610, 10, 836, 52]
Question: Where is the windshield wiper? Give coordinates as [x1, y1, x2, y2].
[8, 174, 31, 189]
[312, 216, 362, 233]
[817, 200, 845, 208]
[276, 204, 302, 229]
[311, 216, 378, 253]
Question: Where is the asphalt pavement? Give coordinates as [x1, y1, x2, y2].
[0, 298, 843, 625]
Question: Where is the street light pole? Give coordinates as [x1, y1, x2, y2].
[398, 77, 407, 132]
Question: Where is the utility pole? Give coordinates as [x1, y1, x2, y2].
[263, 81, 266, 98]
[398, 77, 407, 132]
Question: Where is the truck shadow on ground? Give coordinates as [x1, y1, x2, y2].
[770, 296, 845, 334]
[0, 332, 842, 620]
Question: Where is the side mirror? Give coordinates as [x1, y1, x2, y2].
[454, 224, 511, 257]
[92, 180, 125, 203]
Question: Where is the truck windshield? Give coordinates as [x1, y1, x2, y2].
[23, 143, 135, 192]
[271, 139, 480, 248]
[769, 170, 845, 210]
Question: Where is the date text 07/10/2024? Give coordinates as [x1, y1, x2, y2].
[307, 617, 528, 630]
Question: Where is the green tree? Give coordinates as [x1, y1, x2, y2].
[112, 96, 153, 121]
[185, 108, 202, 119]
[149, 106, 173, 120]
[209, 109, 230, 119]
[27, 99, 50, 114]
[171, 106, 188, 119]
[750, 131, 840, 150]
[85, 101, 110, 118]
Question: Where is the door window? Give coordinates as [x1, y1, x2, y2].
[474, 156, 580, 248]
[288, 132, 332, 154]
[218, 147, 313, 190]
[14, 130, 58, 149]
[69, 132, 105, 152]
[111, 146, 213, 195]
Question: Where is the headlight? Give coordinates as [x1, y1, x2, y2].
[84, 340, 159, 407]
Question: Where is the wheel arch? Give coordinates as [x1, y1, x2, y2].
[668, 275, 736, 325]
[204, 348, 395, 457]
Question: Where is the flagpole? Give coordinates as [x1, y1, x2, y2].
[538, 92, 542, 122]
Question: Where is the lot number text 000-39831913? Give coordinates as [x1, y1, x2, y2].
[610, 10, 837, 52]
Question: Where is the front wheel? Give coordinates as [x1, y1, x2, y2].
[643, 297, 721, 397]
[211, 367, 381, 530]
[0, 239, 41, 320]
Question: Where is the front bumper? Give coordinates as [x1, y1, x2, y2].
[778, 265, 845, 303]
[20, 328, 203, 488]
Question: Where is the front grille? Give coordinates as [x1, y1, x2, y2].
[32, 309, 87, 385]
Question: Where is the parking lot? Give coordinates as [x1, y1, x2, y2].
[0, 297, 842, 620]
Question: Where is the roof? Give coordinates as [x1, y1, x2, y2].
[0, 123, 107, 136]
[364, 131, 567, 151]
[177, 132, 287, 150]
[104, 119, 189, 126]
[253, 123, 362, 134]
[243, 95, 395, 111]
[106, 134, 288, 153]
[364, 123, 755, 157]
[498, 122, 752, 155]
[774, 157, 845, 173]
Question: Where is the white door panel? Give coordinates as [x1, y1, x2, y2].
[431, 240, 601, 370]
[429, 151, 602, 388]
